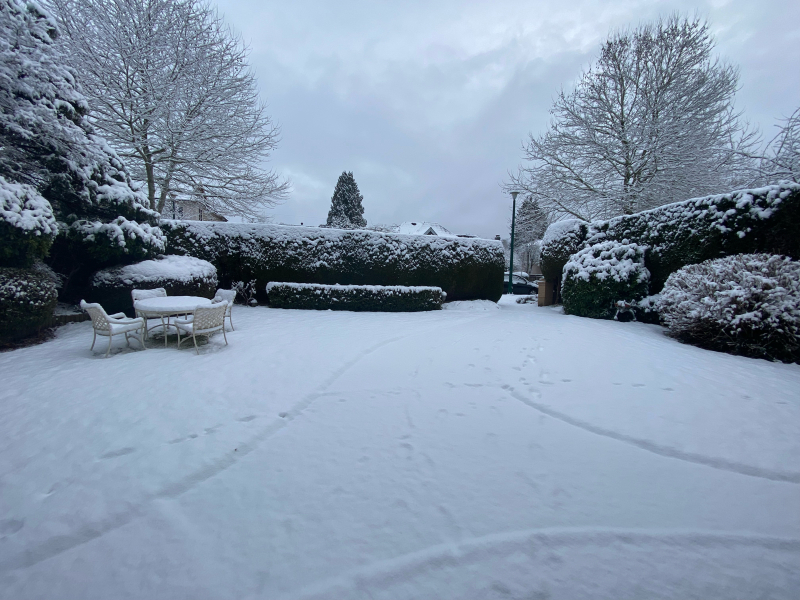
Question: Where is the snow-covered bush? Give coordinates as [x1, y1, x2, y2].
[0, 266, 58, 345]
[89, 255, 217, 315]
[540, 219, 588, 281]
[540, 183, 800, 293]
[162, 221, 505, 302]
[0, 176, 58, 266]
[562, 241, 650, 319]
[658, 254, 800, 363]
[267, 282, 445, 312]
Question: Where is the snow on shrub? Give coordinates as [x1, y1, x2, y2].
[0, 176, 58, 266]
[540, 219, 588, 281]
[540, 182, 800, 293]
[0, 266, 58, 345]
[658, 254, 800, 363]
[65, 216, 165, 264]
[562, 241, 650, 319]
[267, 282, 446, 312]
[162, 221, 505, 302]
[89, 255, 217, 315]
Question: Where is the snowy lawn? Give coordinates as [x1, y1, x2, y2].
[1, 297, 799, 599]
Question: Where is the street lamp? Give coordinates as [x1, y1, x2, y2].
[508, 191, 519, 295]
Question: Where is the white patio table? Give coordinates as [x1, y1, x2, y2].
[133, 296, 213, 348]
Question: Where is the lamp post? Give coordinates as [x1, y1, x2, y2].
[508, 191, 519, 295]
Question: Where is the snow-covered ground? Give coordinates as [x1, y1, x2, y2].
[1, 297, 798, 599]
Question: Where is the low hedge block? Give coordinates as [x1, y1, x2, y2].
[541, 182, 800, 295]
[266, 282, 446, 312]
[561, 242, 650, 319]
[0, 266, 58, 345]
[88, 255, 218, 315]
[162, 221, 505, 303]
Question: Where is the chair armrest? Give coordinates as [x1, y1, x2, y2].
[109, 312, 128, 319]
[174, 317, 193, 325]
[107, 315, 144, 325]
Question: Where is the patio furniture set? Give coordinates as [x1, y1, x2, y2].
[80, 288, 236, 357]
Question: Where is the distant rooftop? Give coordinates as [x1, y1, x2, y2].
[395, 221, 455, 236]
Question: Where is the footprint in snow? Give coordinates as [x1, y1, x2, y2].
[0, 519, 24, 536]
[237, 415, 257, 422]
[99, 447, 136, 459]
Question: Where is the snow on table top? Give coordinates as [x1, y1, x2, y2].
[133, 296, 213, 313]
[0, 302, 798, 598]
[92, 255, 216, 286]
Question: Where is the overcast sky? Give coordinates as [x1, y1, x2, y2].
[214, 0, 800, 238]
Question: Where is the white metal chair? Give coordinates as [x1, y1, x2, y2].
[80, 300, 146, 357]
[212, 289, 237, 330]
[174, 302, 228, 354]
[131, 287, 167, 338]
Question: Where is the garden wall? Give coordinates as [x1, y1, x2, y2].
[161, 221, 505, 302]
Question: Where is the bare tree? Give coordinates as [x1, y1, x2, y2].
[46, 0, 288, 219]
[762, 107, 800, 183]
[508, 15, 760, 222]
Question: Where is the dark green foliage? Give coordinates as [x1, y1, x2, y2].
[540, 220, 588, 281]
[561, 242, 650, 319]
[162, 221, 505, 302]
[659, 254, 800, 363]
[0, 266, 58, 345]
[541, 183, 800, 295]
[267, 283, 445, 312]
[0, 221, 53, 267]
[326, 171, 367, 229]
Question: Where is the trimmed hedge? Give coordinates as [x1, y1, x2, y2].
[267, 282, 446, 312]
[541, 182, 800, 295]
[562, 242, 650, 319]
[162, 221, 505, 302]
[88, 255, 217, 316]
[658, 254, 800, 363]
[0, 266, 58, 345]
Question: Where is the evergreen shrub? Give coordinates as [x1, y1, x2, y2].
[89, 255, 217, 315]
[541, 183, 800, 294]
[658, 254, 800, 363]
[0, 177, 58, 267]
[562, 241, 650, 319]
[0, 266, 58, 345]
[162, 221, 504, 302]
[267, 282, 445, 312]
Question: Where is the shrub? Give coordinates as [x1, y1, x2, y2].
[267, 282, 446, 312]
[541, 182, 800, 293]
[658, 254, 800, 363]
[0, 266, 58, 345]
[0, 177, 58, 267]
[89, 255, 217, 315]
[562, 241, 650, 319]
[162, 221, 504, 302]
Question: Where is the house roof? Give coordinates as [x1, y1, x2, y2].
[395, 221, 454, 236]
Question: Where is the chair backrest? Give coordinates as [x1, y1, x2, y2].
[213, 289, 236, 304]
[132, 287, 167, 303]
[80, 300, 111, 332]
[192, 302, 227, 333]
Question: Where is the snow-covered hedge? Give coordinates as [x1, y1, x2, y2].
[562, 241, 650, 319]
[541, 183, 800, 294]
[64, 216, 165, 264]
[658, 254, 800, 363]
[267, 282, 446, 312]
[0, 266, 58, 345]
[162, 221, 505, 302]
[89, 255, 218, 315]
[0, 176, 58, 266]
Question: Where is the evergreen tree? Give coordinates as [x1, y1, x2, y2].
[512, 196, 549, 275]
[326, 172, 366, 229]
[0, 0, 163, 288]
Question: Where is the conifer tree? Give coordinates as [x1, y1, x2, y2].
[0, 0, 163, 286]
[512, 196, 549, 275]
[325, 172, 366, 229]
